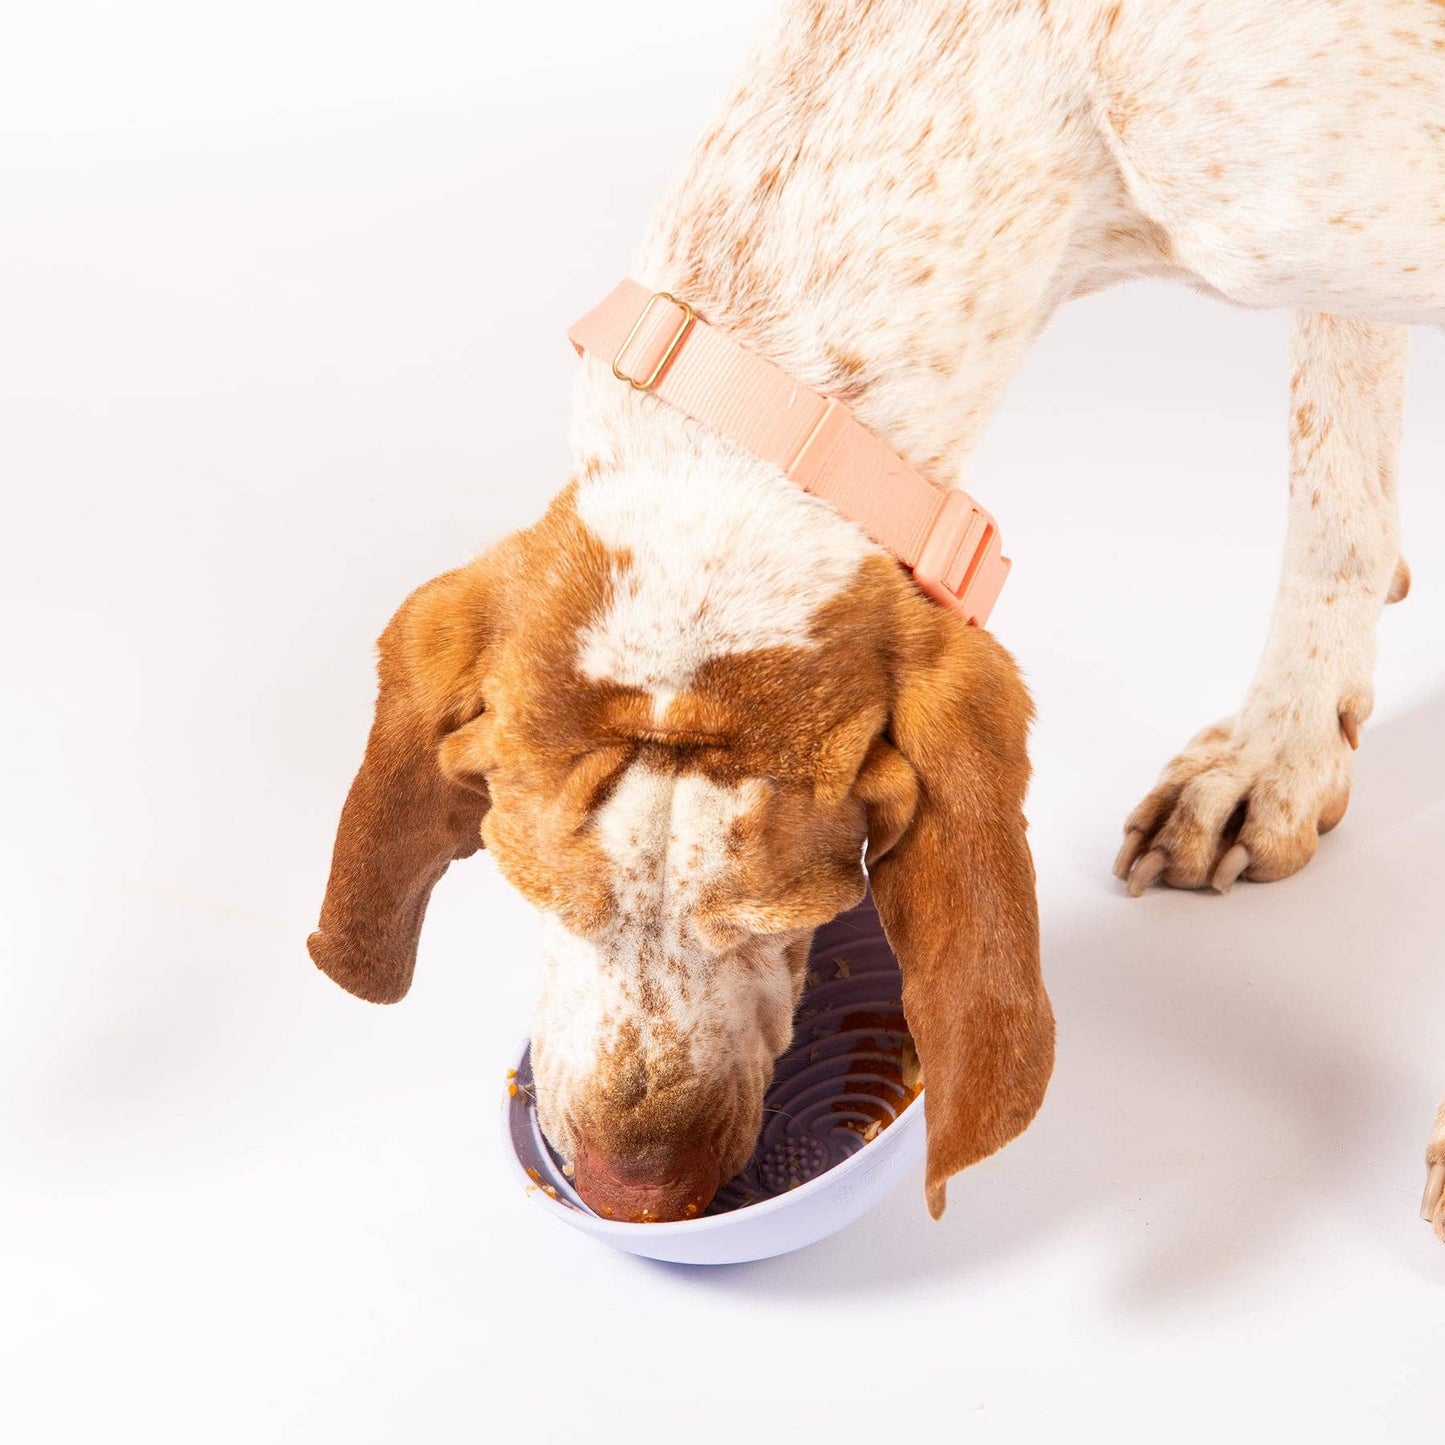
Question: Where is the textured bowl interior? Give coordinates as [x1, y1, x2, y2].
[503, 889, 920, 1223]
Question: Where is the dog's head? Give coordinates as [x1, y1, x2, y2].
[308, 478, 1053, 1222]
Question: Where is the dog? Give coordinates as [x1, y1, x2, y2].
[309, 0, 1445, 1234]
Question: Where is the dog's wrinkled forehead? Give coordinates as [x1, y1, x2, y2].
[470, 479, 900, 938]
[478, 670, 878, 948]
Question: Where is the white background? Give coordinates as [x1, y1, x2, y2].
[3, 2, 1442, 1439]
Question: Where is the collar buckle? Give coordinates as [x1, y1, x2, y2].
[913, 489, 1011, 627]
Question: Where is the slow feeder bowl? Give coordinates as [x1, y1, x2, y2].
[501, 890, 926, 1265]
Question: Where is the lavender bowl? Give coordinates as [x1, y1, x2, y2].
[500, 891, 926, 1264]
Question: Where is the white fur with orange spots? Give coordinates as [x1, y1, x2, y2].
[556, 0, 1445, 1230]
[1426, 1105, 1445, 1241]
[529, 764, 806, 1184]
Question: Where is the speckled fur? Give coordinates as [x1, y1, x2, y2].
[565, 0, 1445, 1226]
[529, 766, 805, 1186]
[1427, 1105, 1445, 1240]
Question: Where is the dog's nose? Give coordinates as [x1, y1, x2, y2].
[571, 1137, 722, 1223]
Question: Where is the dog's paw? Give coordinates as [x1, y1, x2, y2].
[1114, 707, 1359, 896]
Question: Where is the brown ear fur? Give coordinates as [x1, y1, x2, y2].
[307, 560, 505, 1004]
[863, 606, 1053, 1219]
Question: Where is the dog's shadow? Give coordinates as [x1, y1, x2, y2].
[645, 689, 1445, 1306]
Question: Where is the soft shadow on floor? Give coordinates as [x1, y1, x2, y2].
[642, 689, 1445, 1305]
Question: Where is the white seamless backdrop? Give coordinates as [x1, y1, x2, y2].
[3, 3, 1442, 1441]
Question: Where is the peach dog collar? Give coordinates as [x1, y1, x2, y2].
[569, 280, 1010, 627]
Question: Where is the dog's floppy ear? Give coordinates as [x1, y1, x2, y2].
[307, 559, 506, 1005]
[859, 607, 1053, 1219]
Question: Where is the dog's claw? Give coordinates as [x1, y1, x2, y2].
[1387, 557, 1411, 605]
[1211, 843, 1251, 893]
[1422, 1163, 1445, 1226]
[1126, 848, 1168, 896]
[1113, 829, 1147, 881]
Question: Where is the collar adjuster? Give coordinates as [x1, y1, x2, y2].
[914, 489, 1011, 627]
[611, 291, 695, 392]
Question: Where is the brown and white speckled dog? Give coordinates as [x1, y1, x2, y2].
[309, 0, 1445, 1235]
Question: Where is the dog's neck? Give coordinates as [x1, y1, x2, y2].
[566, 0, 1171, 670]
[573, 0, 1165, 495]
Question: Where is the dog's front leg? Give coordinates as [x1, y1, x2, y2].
[1116, 312, 1409, 895]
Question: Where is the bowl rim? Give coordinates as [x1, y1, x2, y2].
[500, 1037, 926, 1239]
